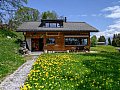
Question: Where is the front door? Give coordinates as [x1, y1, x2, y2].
[39, 38, 44, 51]
[31, 38, 43, 51]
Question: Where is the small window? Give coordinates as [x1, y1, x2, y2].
[46, 38, 55, 45]
[45, 23, 61, 28]
[46, 23, 50, 28]
[50, 23, 56, 28]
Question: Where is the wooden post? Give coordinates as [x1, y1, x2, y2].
[88, 32, 90, 50]
[43, 33, 46, 50]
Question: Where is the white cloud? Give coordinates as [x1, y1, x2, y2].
[103, 6, 120, 11]
[106, 13, 120, 19]
[95, 28, 119, 38]
[109, 20, 120, 29]
[103, 6, 120, 19]
[95, 5, 120, 38]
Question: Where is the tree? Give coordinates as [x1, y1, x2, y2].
[112, 34, 120, 47]
[41, 11, 58, 19]
[42, 12, 47, 19]
[108, 37, 111, 45]
[0, 20, 2, 24]
[112, 34, 116, 46]
[98, 36, 106, 42]
[116, 38, 120, 47]
[91, 35, 97, 47]
[0, 0, 28, 21]
[9, 7, 40, 29]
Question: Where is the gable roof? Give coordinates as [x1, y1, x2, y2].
[17, 21, 99, 32]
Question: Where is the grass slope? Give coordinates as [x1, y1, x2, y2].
[91, 45, 118, 53]
[0, 29, 25, 81]
[21, 46, 120, 90]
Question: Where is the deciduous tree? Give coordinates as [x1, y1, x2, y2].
[91, 35, 97, 47]
[41, 11, 58, 19]
[98, 36, 106, 42]
[0, 0, 28, 21]
[9, 7, 40, 29]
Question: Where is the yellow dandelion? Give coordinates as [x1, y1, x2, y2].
[45, 72, 48, 77]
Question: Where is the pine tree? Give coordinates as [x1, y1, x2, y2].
[108, 37, 111, 45]
[112, 34, 116, 46]
[112, 34, 120, 47]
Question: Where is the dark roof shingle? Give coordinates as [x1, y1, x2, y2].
[17, 21, 99, 32]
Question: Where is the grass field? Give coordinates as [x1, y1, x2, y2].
[21, 45, 120, 90]
[0, 29, 25, 81]
[91, 45, 118, 53]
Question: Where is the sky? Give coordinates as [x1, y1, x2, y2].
[25, 0, 120, 38]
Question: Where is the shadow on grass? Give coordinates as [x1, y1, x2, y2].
[75, 52, 120, 90]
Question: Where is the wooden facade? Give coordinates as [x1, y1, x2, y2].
[25, 31, 90, 52]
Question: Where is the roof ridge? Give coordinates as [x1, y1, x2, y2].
[65, 22, 86, 23]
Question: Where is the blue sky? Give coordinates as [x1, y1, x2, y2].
[25, 0, 120, 38]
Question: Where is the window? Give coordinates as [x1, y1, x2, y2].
[45, 23, 61, 28]
[82, 39, 88, 45]
[46, 38, 55, 45]
[65, 38, 88, 45]
[50, 23, 56, 28]
[45, 23, 50, 28]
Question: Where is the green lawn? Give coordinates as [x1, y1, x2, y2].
[0, 29, 25, 81]
[91, 45, 118, 53]
[21, 45, 120, 90]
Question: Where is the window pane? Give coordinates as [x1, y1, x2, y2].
[46, 23, 49, 28]
[50, 23, 56, 28]
[65, 38, 88, 45]
[82, 39, 88, 45]
[46, 38, 55, 44]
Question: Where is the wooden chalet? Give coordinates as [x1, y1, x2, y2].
[17, 18, 99, 52]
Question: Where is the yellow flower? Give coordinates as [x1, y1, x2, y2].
[46, 72, 48, 77]
[20, 85, 28, 90]
[42, 78, 45, 81]
[39, 86, 44, 88]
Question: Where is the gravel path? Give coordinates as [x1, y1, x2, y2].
[0, 56, 38, 90]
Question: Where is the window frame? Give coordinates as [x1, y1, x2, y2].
[46, 38, 56, 45]
[64, 37, 88, 46]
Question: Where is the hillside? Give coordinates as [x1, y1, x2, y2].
[0, 29, 25, 82]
